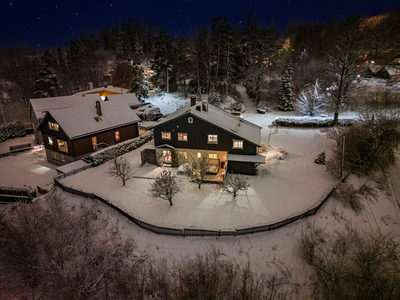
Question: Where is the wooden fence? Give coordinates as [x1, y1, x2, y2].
[54, 173, 350, 237]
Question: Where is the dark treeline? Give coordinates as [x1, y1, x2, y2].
[0, 10, 399, 124]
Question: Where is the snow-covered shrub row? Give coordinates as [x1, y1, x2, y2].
[90, 130, 154, 166]
[274, 117, 353, 128]
[0, 121, 26, 143]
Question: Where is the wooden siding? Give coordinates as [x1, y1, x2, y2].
[154, 114, 257, 155]
[41, 113, 138, 163]
[227, 161, 256, 175]
[72, 123, 138, 158]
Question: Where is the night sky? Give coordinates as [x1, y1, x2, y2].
[1, 0, 399, 49]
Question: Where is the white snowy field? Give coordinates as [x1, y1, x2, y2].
[54, 167, 400, 298]
[59, 122, 337, 230]
[0, 146, 57, 189]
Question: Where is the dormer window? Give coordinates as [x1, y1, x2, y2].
[48, 122, 59, 131]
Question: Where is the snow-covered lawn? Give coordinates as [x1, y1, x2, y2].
[0, 146, 57, 188]
[59, 123, 337, 230]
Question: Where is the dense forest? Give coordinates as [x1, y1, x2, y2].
[0, 10, 399, 124]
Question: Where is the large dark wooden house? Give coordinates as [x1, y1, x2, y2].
[37, 96, 140, 166]
[152, 98, 265, 175]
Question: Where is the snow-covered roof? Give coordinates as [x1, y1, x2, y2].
[155, 102, 262, 146]
[40, 96, 140, 140]
[107, 93, 140, 108]
[368, 64, 383, 74]
[30, 94, 101, 120]
[73, 86, 128, 96]
[227, 153, 266, 164]
[138, 121, 158, 129]
[386, 66, 400, 77]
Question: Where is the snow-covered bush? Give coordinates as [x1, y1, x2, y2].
[90, 130, 153, 166]
[155, 87, 165, 97]
[274, 117, 353, 128]
[207, 90, 222, 107]
[257, 101, 270, 112]
[295, 81, 326, 116]
[0, 121, 26, 143]
[231, 102, 245, 113]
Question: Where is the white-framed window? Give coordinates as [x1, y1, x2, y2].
[57, 139, 68, 153]
[208, 134, 218, 144]
[188, 117, 193, 123]
[161, 132, 171, 140]
[48, 122, 59, 131]
[209, 153, 217, 159]
[197, 152, 201, 158]
[178, 133, 188, 141]
[163, 150, 171, 163]
[48, 136, 53, 145]
[115, 131, 120, 142]
[179, 151, 188, 159]
[233, 140, 244, 149]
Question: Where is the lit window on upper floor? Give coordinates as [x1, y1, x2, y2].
[48, 122, 59, 131]
[208, 134, 218, 144]
[162, 132, 171, 140]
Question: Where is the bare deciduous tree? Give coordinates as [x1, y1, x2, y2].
[108, 153, 134, 186]
[299, 223, 400, 300]
[324, 17, 367, 126]
[183, 153, 210, 189]
[327, 108, 400, 178]
[149, 170, 181, 206]
[221, 173, 250, 197]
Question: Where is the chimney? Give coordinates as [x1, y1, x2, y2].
[95, 101, 102, 116]
[201, 100, 208, 112]
[190, 96, 196, 107]
[89, 82, 94, 90]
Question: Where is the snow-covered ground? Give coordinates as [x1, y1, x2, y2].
[59, 125, 336, 230]
[1, 85, 400, 297]
[0, 146, 57, 189]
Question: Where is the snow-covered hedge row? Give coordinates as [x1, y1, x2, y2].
[0, 121, 26, 143]
[90, 130, 154, 166]
[274, 117, 354, 128]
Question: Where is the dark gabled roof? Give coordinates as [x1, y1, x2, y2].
[154, 103, 262, 146]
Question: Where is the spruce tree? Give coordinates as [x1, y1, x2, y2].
[278, 61, 295, 111]
[130, 68, 149, 103]
[34, 63, 60, 98]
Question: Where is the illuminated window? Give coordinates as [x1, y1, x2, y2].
[57, 139, 68, 153]
[197, 152, 201, 158]
[48, 137, 53, 145]
[161, 132, 171, 140]
[92, 137, 97, 150]
[233, 140, 244, 149]
[163, 150, 171, 163]
[209, 153, 217, 159]
[180, 151, 188, 159]
[48, 122, 59, 131]
[115, 131, 120, 141]
[208, 134, 218, 144]
[178, 133, 188, 141]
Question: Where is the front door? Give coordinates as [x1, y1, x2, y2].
[162, 150, 171, 163]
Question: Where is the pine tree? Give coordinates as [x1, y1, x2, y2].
[34, 63, 60, 98]
[151, 29, 173, 93]
[278, 61, 295, 111]
[130, 68, 149, 102]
